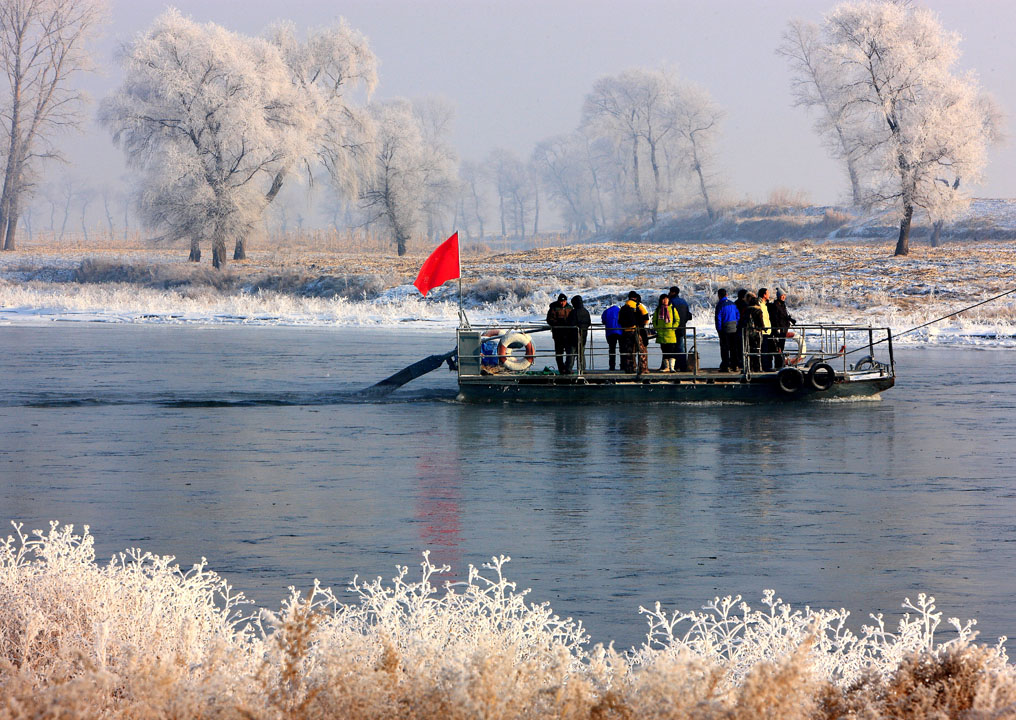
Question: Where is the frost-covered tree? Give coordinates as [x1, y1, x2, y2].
[815, 1, 995, 256]
[531, 133, 599, 235]
[102, 10, 375, 268]
[411, 96, 458, 241]
[455, 160, 488, 241]
[487, 148, 537, 241]
[930, 94, 1003, 247]
[581, 68, 725, 226]
[665, 82, 724, 221]
[357, 99, 457, 256]
[266, 20, 376, 255]
[0, 0, 103, 250]
[582, 68, 677, 225]
[778, 19, 865, 206]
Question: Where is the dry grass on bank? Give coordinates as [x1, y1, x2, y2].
[3, 234, 1016, 333]
[2, 523, 1015, 719]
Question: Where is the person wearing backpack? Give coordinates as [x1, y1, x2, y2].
[714, 288, 740, 372]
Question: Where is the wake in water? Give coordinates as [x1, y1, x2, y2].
[2, 522, 1013, 719]
[3, 387, 457, 408]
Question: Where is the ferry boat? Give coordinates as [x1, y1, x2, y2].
[454, 323, 895, 403]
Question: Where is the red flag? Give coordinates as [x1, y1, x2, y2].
[414, 232, 460, 296]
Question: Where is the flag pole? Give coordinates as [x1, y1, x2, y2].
[456, 231, 470, 328]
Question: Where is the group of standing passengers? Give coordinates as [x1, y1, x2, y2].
[546, 286, 794, 374]
[720, 287, 796, 373]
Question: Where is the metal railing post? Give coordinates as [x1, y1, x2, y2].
[692, 327, 698, 376]
[887, 328, 895, 375]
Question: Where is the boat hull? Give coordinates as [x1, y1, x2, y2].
[456, 373, 894, 403]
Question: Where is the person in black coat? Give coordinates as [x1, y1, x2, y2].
[767, 288, 796, 369]
[744, 293, 765, 372]
[618, 291, 650, 373]
[734, 288, 749, 369]
[546, 293, 576, 374]
[571, 295, 591, 372]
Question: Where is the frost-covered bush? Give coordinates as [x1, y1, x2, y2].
[0, 522, 257, 682]
[246, 273, 387, 300]
[73, 259, 159, 285]
[467, 276, 538, 303]
[73, 258, 241, 291]
[634, 589, 1007, 689]
[2, 522, 1015, 719]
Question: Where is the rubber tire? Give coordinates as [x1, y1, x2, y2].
[808, 362, 836, 391]
[852, 355, 875, 371]
[776, 367, 804, 394]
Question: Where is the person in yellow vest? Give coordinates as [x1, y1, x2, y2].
[618, 291, 649, 373]
[652, 294, 681, 372]
[757, 287, 774, 371]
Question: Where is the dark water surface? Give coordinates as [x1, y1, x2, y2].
[2, 324, 1014, 650]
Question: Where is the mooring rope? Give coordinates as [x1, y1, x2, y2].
[842, 285, 1016, 358]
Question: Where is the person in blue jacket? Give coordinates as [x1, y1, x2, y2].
[600, 298, 622, 371]
[714, 288, 741, 372]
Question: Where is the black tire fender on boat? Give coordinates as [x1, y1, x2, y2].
[852, 355, 875, 371]
[808, 362, 836, 391]
[776, 367, 804, 394]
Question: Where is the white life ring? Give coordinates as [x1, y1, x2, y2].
[784, 330, 807, 366]
[498, 331, 535, 372]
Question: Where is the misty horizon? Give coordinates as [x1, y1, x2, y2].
[25, 0, 1016, 236]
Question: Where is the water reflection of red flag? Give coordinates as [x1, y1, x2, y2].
[413, 232, 460, 296]
[416, 451, 463, 577]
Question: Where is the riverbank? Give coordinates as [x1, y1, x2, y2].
[1, 236, 1014, 344]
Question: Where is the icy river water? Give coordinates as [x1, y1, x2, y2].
[2, 323, 1015, 651]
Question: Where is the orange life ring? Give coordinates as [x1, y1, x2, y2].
[498, 331, 535, 372]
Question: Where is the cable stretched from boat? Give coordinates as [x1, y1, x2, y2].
[842, 284, 1016, 358]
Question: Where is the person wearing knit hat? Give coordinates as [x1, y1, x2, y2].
[570, 295, 591, 372]
[546, 292, 576, 374]
[768, 288, 796, 369]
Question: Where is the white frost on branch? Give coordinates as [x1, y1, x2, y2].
[581, 67, 724, 226]
[101, 10, 376, 268]
[356, 99, 458, 256]
[790, 1, 999, 255]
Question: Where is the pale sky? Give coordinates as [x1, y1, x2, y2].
[59, 0, 1016, 217]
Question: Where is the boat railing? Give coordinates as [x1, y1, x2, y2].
[457, 323, 895, 380]
[457, 323, 701, 379]
[741, 323, 896, 380]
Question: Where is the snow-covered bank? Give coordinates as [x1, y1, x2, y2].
[613, 198, 1016, 244]
[1, 240, 1015, 345]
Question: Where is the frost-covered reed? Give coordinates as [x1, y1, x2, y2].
[2, 522, 1015, 718]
